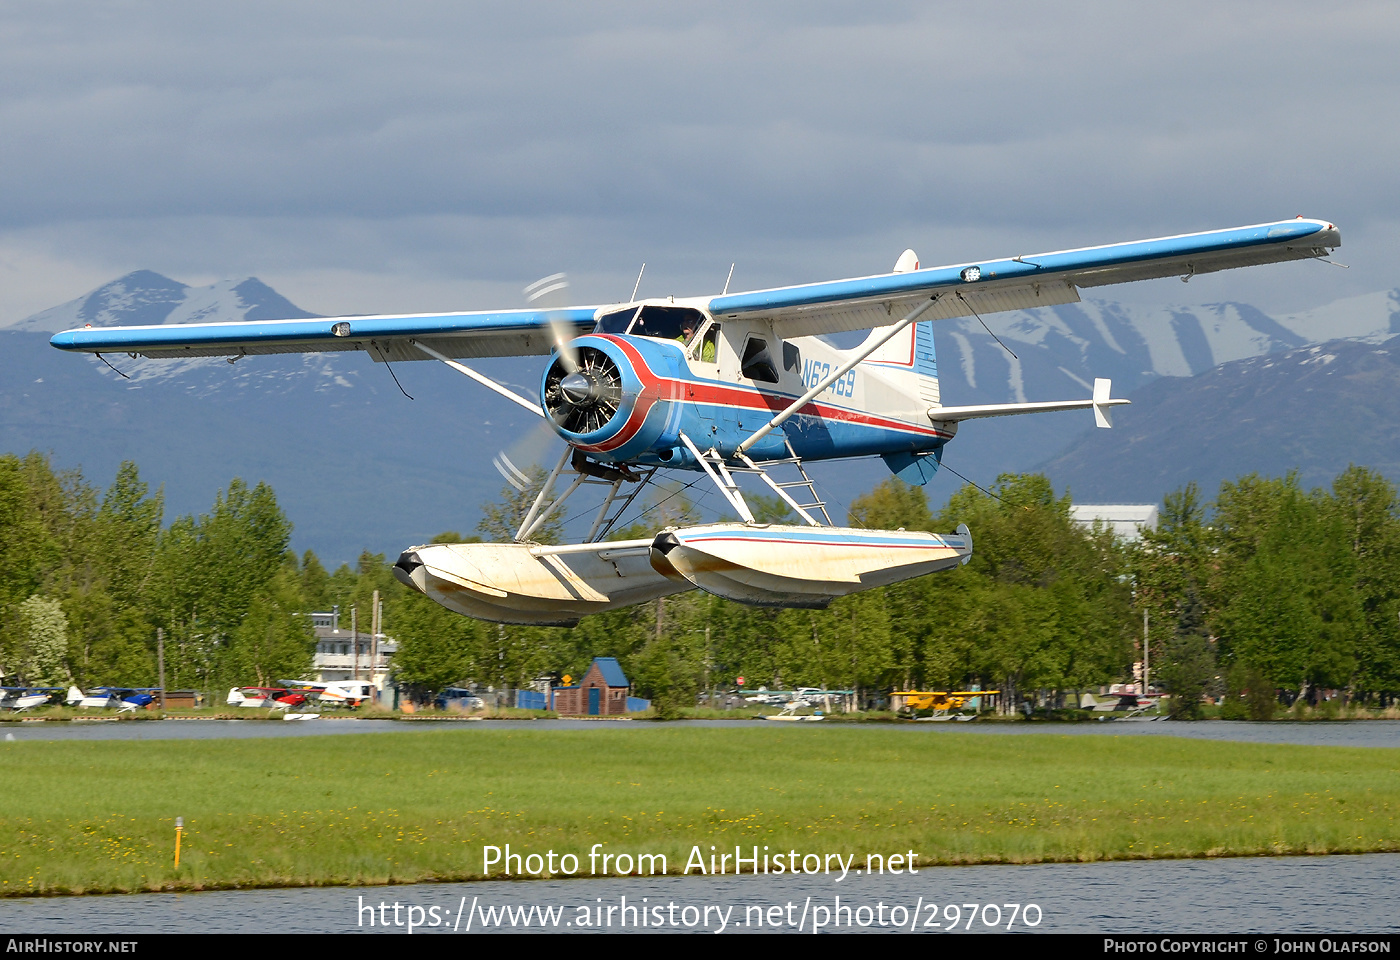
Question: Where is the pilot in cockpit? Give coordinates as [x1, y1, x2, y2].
[675, 317, 717, 363]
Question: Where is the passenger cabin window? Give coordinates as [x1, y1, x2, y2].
[741, 336, 780, 383]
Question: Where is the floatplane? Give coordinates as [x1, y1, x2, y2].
[0, 687, 64, 711]
[65, 686, 159, 711]
[891, 689, 999, 721]
[280, 679, 376, 709]
[51, 219, 1339, 625]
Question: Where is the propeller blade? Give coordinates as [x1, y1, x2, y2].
[525, 272, 579, 373]
[493, 423, 564, 490]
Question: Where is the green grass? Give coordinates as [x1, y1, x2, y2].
[2, 727, 1398, 895]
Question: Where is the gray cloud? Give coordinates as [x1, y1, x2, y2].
[0, 1, 1393, 317]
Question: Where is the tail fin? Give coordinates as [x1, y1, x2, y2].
[857, 313, 943, 486]
[858, 319, 939, 404]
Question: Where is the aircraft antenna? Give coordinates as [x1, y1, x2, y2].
[95, 353, 131, 380]
[382, 358, 415, 400]
[722, 263, 735, 295]
[630, 263, 646, 302]
[956, 293, 1018, 361]
[939, 459, 1016, 508]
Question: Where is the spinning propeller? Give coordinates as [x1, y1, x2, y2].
[524, 272, 624, 436]
[495, 271, 623, 491]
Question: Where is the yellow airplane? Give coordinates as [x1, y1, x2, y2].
[891, 690, 998, 715]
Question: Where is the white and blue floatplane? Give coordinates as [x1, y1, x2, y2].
[50, 219, 1340, 625]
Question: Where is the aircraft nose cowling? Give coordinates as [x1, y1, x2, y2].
[540, 335, 678, 462]
[542, 342, 629, 440]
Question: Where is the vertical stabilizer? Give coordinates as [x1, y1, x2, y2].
[857, 319, 939, 405]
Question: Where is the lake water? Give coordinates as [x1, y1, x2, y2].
[4, 716, 1399, 747]
[4, 854, 1397, 934]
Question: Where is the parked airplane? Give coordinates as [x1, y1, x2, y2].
[1081, 689, 1161, 717]
[892, 689, 998, 718]
[226, 687, 308, 709]
[280, 679, 376, 708]
[51, 218, 1339, 625]
[0, 687, 63, 711]
[65, 686, 159, 711]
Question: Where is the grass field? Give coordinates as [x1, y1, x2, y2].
[2, 726, 1398, 895]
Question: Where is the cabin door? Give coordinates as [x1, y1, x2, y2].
[588, 688, 600, 715]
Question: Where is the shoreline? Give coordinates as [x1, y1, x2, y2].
[8, 845, 1400, 900]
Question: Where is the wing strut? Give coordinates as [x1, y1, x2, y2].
[515, 447, 573, 542]
[735, 295, 942, 455]
[412, 340, 545, 418]
[679, 432, 756, 522]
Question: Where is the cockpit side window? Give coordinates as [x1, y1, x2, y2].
[697, 323, 719, 364]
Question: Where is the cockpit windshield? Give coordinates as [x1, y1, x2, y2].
[595, 305, 708, 344]
[597, 306, 641, 334]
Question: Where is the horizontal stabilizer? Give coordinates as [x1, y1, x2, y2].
[930, 379, 1127, 428]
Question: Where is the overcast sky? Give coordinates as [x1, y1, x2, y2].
[0, 1, 1395, 321]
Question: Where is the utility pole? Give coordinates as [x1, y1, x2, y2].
[351, 605, 359, 681]
[371, 589, 380, 691]
[157, 627, 166, 710]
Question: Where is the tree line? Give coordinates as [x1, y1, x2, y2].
[0, 452, 391, 692]
[4, 449, 1398, 717]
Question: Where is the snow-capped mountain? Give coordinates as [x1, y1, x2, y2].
[7, 270, 319, 333]
[1041, 335, 1400, 502]
[4, 271, 331, 391]
[934, 289, 1400, 407]
[923, 288, 1400, 494]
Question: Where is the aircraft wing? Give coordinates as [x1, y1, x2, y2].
[49, 218, 1338, 359]
[705, 218, 1339, 340]
[48, 306, 601, 361]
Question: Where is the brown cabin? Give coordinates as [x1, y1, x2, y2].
[550, 657, 631, 716]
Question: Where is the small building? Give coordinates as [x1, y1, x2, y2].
[551, 657, 634, 716]
[1070, 504, 1158, 542]
[308, 609, 397, 696]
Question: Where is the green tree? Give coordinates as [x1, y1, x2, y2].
[223, 564, 315, 686]
[1329, 466, 1400, 693]
[11, 595, 70, 685]
[930, 474, 1133, 706]
[0, 454, 59, 613]
[149, 479, 294, 688]
[478, 466, 563, 544]
[1212, 474, 1360, 694]
[848, 478, 934, 530]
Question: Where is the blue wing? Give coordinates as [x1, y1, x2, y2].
[50, 218, 1338, 359]
[703, 218, 1340, 339]
[48, 306, 602, 361]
